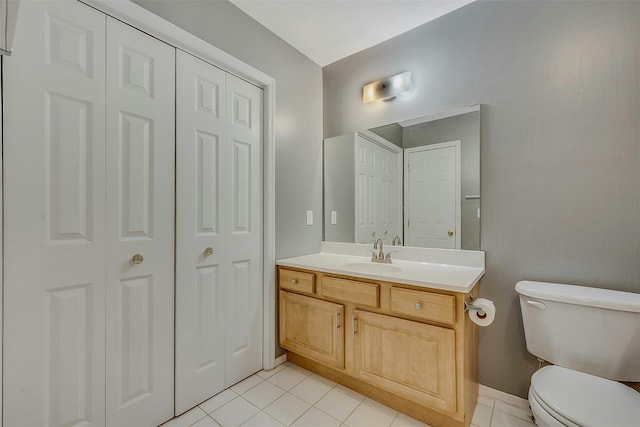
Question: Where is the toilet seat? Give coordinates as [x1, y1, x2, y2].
[530, 366, 640, 427]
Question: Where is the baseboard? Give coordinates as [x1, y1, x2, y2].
[274, 354, 287, 367]
[479, 384, 529, 409]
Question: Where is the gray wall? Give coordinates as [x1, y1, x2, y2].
[323, 0, 640, 397]
[403, 111, 480, 250]
[133, 0, 323, 259]
[323, 134, 356, 242]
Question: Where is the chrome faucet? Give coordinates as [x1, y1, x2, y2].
[370, 238, 394, 263]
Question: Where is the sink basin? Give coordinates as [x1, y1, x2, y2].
[340, 262, 402, 275]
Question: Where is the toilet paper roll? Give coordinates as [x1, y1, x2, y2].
[468, 298, 496, 327]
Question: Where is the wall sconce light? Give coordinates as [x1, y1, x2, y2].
[362, 71, 412, 104]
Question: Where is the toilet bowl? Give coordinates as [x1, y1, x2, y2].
[527, 365, 640, 427]
[515, 281, 640, 427]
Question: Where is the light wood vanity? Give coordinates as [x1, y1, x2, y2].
[278, 265, 479, 427]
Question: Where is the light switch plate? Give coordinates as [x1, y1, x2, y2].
[306, 210, 313, 225]
[331, 211, 337, 225]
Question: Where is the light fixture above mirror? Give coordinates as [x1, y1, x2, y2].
[362, 71, 412, 104]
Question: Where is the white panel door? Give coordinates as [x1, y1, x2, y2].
[175, 52, 263, 412]
[3, 1, 107, 426]
[105, 17, 175, 427]
[405, 142, 460, 249]
[175, 50, 228, 414]
[225, 74, 263, 386]
[355, 135, 401, 245]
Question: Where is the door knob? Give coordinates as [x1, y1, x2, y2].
[448, 230, 454, 237]
[131, 254, 144, 264]
[204, 247, 213, 256]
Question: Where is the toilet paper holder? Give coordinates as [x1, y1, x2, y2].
[464, 296, 486, 317]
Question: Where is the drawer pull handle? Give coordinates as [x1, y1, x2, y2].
[335, 311, 341, 329]
[415, 302, 423, 310]
[290, 279, 298, 284]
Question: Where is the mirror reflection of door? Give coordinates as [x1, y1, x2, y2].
[404, 141, 461, 249]
[354, 133, 403, 245]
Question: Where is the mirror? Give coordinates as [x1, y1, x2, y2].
[323, 105, 480, 250]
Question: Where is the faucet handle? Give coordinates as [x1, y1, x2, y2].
[384, 251, 399, 263]
[368, 249, 377, 261]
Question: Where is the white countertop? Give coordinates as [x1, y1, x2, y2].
[277, 244, 485, 293]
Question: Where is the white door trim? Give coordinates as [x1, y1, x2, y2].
[404, 141, 461, 249]
[79, 0, 277, 370]
[358, 130, 402, 154]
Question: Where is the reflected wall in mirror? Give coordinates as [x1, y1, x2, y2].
[323, 105, 480, 250]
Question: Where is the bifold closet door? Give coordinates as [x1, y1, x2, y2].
[3, 1, 107, 426]
[105, 17, 175, 427]
[3, 3, 175, 426]
[175, 50, 263, 415]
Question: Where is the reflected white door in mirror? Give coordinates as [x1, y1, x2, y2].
[405, 141, 461, 249]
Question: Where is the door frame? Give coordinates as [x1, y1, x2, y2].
[80, 0, 278, 370]
[404, 140, 461, 249]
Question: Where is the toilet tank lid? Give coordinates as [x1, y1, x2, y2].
[515, 281, 640, 313]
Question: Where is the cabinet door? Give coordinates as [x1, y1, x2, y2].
[352, 310, 456, 413]
[105, 17, 175, 427]
[279, 291, 345, 369]
[3, 1, 107, 425]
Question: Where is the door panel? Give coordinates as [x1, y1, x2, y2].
[175, 51, 264, 410]
[175, 50, 227, 414]
[3, 1, 106, 425]
[225, 74, 263, 386]
[105, 17, 175, 427]
[405, 143, 459, 249]
[354, 135, 401, 244]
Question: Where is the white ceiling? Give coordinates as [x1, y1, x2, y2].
[229, 0, 476, 67]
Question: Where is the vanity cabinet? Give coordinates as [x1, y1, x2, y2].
[278, 266, 478, 427]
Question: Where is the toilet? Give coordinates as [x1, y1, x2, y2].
[516, 280, 640, 427]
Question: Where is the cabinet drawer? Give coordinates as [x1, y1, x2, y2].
[390, 287, 455, 325]
[279, 268, 315, 294]
[321, 276, 380, 308]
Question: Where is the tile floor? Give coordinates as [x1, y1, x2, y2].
[162, 362, 536, 427]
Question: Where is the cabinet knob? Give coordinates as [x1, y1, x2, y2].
[131, 254, 144, 265]
[415, 302, 423, 310]
[204, 247, 213, 256]
[448, 230, 454, 237]
[291, 279, 298, 284]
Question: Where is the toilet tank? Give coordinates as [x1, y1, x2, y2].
[516, 280, 640, 382]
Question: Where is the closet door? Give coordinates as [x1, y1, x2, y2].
[175, 50, 227, 414]
[3, 1, 107, 426]
[225, 74, 263, 385]
[105, 17, 175, 427]
[175, 52, 263, 413]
